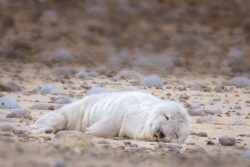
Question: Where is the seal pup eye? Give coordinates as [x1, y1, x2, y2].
[164, 115, 169, 120]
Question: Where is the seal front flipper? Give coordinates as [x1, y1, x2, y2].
[30, 112, 66, 133]
[85, 117, 118, 138]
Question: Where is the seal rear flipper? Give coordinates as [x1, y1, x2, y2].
[85, 118, 118, 138]
[30, 112, 66, 133]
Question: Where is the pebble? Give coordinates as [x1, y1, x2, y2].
[219, 135, 236, 146]
[37, 85, 66, 95]
[141, 74, 163, 88]
[29, 103, 63, 110]
[0, 123, 14, 131]
[52, 96, 72, 104]
[196, 132, 208, 137]
[0, 96, 21, 109]
[158, 142, 182, 149]
[130, 144, 138, 147]
[207, 140, 215, 145]
[48, 48, 74, 63]
[6, 109, 32, 119]
[196, 116, 215, 124]
[204, 109, 222, 115]
[188, 108, 206, 116]
[228, 76, 250, 87]
[75, 71, 89, 79]
[234, 106, 241, 110]
[188, 84, 202, 91]
[124, 141, 131, 146]
[185, 146, 207, 154]
[133, 56, 174, 70]
[98, 140, 110, 145]
[114, 69, 141, 80]
[53, 66, 77, 78]
[0, 82, 22, 92]
[13, 129, 25, 135]
[116, 146, 125, 150]
[189, 108, 222, 116]
[87, 87, 107, 95]
[214, 86, 229, 93]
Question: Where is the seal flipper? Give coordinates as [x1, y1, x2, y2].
[86, 117, 118, 138]
[30, 112, 66, 133]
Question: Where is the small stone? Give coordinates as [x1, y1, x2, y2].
[87, 87, 107, 95]
[188, 108, 206, 116]
[185, 146, 206, 154]
[214, 86, 229, 93]
[133, 56, 174, 70]
[124, 141, 131, 146]
[53, 66, 77, 78]
[47, 48, 74, 63]
[6, 110, 23, 118]
[37, 85, 66, 95]
[114, 69, 141, 80]
[0, 123, 14, 131]
[53, 96, 71, 104]
[188, 84, 202, 91]
[141, 74, 163, 88]
[130, 144, 138, 147]
[158, 142, 182, 149]
[0, 82, 22, 92]
[43, 129, 52, 134]
[0, 96, 21, 109]
[197, 132, 208, 137]
[75, 71, 89, 79]
[204, 109, 222, 115]
[29, 103, 63, 110]
[116, 146, 125, 150]
[219, 135, 236, 146]
[207, 140, 215, 145]
[98, 140, 110, 145]
[6, 109, 32, 119]
[13, 129, 25, 135]
[196, 116, 215, 124]
[228, 76, 250, 87]
[234, 106, 241, 110]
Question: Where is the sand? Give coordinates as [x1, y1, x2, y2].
[0, 61, 250, 167]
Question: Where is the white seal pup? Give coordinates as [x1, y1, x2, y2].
[30, 91, 190, 143]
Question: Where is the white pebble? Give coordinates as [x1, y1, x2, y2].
[38, 85, 66, 95]
[228, 76, 250, 87]
[141, 74, 163, 88]
[0, 96, 21, 109]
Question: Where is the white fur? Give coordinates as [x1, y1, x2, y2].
[30, 91, 190, 143]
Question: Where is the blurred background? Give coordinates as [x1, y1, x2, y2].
[0, 0, 250, 75]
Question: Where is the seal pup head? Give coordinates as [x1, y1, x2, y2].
[149, 101, 190, 143]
